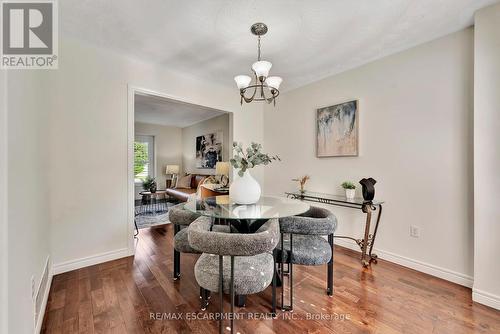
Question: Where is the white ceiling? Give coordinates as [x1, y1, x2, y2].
[61, 0, 498, 91]
[134, 93, 226, 128]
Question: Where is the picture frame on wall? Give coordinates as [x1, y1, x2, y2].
[316, 100, 359, 157]
[195, 132, 223, 168]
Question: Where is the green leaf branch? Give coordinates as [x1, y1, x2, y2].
[229, 142, 280, 177]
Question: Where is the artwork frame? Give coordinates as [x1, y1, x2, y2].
[195, 131, 223, 169]
[316, 100, 359, 157]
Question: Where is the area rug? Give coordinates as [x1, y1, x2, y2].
[135, 202, 174, 229]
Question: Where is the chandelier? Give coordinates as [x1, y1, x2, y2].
[234, 23, 282, 106]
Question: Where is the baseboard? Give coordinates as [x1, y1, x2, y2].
[334, 238, 474, 288]
[35, 268, 52, 334]
[52, 248, 130, 275]
[472, 289, 500, 310]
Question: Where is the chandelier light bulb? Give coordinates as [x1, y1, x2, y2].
[252, 60, 272, 79]
[234, 75, 252, 90]
[265, 76, 282, 90]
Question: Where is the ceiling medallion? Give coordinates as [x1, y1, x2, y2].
[234, 23, 282, 106]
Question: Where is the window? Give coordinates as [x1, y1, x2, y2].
[134, 135, 155, 183]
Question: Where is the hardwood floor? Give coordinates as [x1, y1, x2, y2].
[42, 224, 500, 333]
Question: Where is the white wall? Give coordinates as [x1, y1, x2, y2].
[7, 70, 52, 333]
[47, 37, 264, 270]
[182, 113, 230, 175]
[264, 29, 474, 286]
[0, 70, 8, 334]
[134, 122, 183, 192]
[473, 3, 500, 310]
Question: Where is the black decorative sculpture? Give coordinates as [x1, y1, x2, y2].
[359, 178, 377, 202]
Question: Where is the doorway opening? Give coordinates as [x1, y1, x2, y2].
[127, 87, 233, 253]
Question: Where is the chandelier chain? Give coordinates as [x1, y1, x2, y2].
[257, 35, 261, 61]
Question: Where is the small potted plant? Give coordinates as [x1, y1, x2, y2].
[142, 176, 157, 193]
[292, 175, 310, 195]
[341, 181, 356, 199]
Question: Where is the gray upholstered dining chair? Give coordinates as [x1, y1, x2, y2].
[169, 203, 202, 280]
[188, 216, 279, 334]
[277, 206, 337, 311]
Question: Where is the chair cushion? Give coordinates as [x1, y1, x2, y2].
[174, 224, 230, 253]
[168, 203, 200, 225]
[279, 206, 337, 235]
[277, 234, 332, 265]
[174, 228, 201, 254]
[188, 217, 280, 256]
[194, 253, 274, 295]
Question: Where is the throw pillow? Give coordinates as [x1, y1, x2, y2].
[176, 174, 192, 188]
[202, 175, 218, 185]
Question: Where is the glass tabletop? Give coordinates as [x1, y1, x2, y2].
[286, 191, 384, 205]
[184, 195, 310, 220]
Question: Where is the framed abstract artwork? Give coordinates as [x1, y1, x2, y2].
[316, 100, 358, 157]
[195, 132, 223, 168]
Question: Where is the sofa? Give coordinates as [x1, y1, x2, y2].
[166, 174, 208, 202]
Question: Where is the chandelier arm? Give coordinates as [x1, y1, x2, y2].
[241, 84, 258, 103]
[240, 84, 280, 103]
[261, 83, 276, 104]
[265, 88, 279, 104]
[262, 86, 274, 104]
[241, 73, 259, 103]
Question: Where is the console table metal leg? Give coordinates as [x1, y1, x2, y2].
[368, 204, 383, 262]
[361, 204, 373, 267]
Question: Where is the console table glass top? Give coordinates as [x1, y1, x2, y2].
[185, 195, 310, 220]
[286, 191, 384, 206]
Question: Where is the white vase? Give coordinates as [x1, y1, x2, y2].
[345, 188, 355, 199]
[229, 170, 261, 204]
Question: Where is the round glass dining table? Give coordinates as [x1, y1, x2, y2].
[184, 195, 310, 233]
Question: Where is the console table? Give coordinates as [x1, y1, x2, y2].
[286, 191, 384, 267]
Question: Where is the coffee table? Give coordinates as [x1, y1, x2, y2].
[139, 190, 168, 214]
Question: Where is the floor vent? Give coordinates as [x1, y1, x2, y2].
[34, 257, 50, 328]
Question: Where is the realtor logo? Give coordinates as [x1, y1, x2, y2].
[1, 0, 58, 69]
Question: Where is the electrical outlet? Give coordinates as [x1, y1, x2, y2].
[31, 275, 36, 301]
[410, 225, 420, 238]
